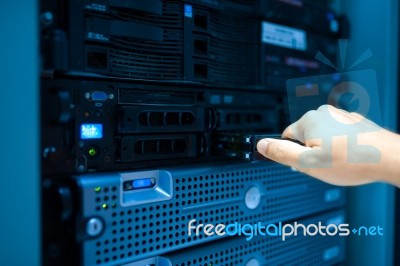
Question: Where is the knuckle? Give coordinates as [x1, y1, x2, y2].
[317, 104, 331, 111]
[350, 112, 362, 117]
[303, 110, 318, 121]
[305, 110, 316, 117]
[282, 125, 294, 137]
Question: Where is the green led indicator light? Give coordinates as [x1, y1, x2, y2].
[94, 187, 101, 192]
[102, 203, 108, 209]
[112, 203, 117, 208]
[88, 147, 97, 157]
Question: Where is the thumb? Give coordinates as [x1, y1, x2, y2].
[256, 138, 312, 169]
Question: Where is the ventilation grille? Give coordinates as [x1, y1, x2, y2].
[208, 12, 258, 43]
[206, 12, 259, 86]
[108, 0, 182, 28]
[79, 163, 345, 265]
[93, 186, 118, 212]
[108, 1, 184, 79]
[225, 112, 262, 125]
[118, 106, 206, 134]
[216, 110, 278, 131]
[224, 0, 259, 12]
[134, 138, 187, 155]
[138, 111, 195, 127]
[119, 135, 202, 162]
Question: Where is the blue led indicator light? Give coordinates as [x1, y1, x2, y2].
[184, 4, 193, 18]
[133, 178, 155, 189]
[80, 124, 103, 139]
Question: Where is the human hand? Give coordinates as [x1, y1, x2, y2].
[257, 105, 400, 186]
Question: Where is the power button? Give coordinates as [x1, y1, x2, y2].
[246, 258, 260, 266]
[245, 186, 261, 209]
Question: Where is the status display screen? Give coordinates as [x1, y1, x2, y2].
[261, 22, 307, 51]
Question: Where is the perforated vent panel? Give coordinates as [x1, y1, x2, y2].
[75, 162, 345, 266]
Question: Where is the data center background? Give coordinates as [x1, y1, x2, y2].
[0, 0, 398, 266]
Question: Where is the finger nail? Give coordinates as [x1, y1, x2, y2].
[257, 139, 269, 154]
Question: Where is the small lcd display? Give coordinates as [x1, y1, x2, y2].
[80, 124, 103, 139]
[261, 22, 307, 51]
